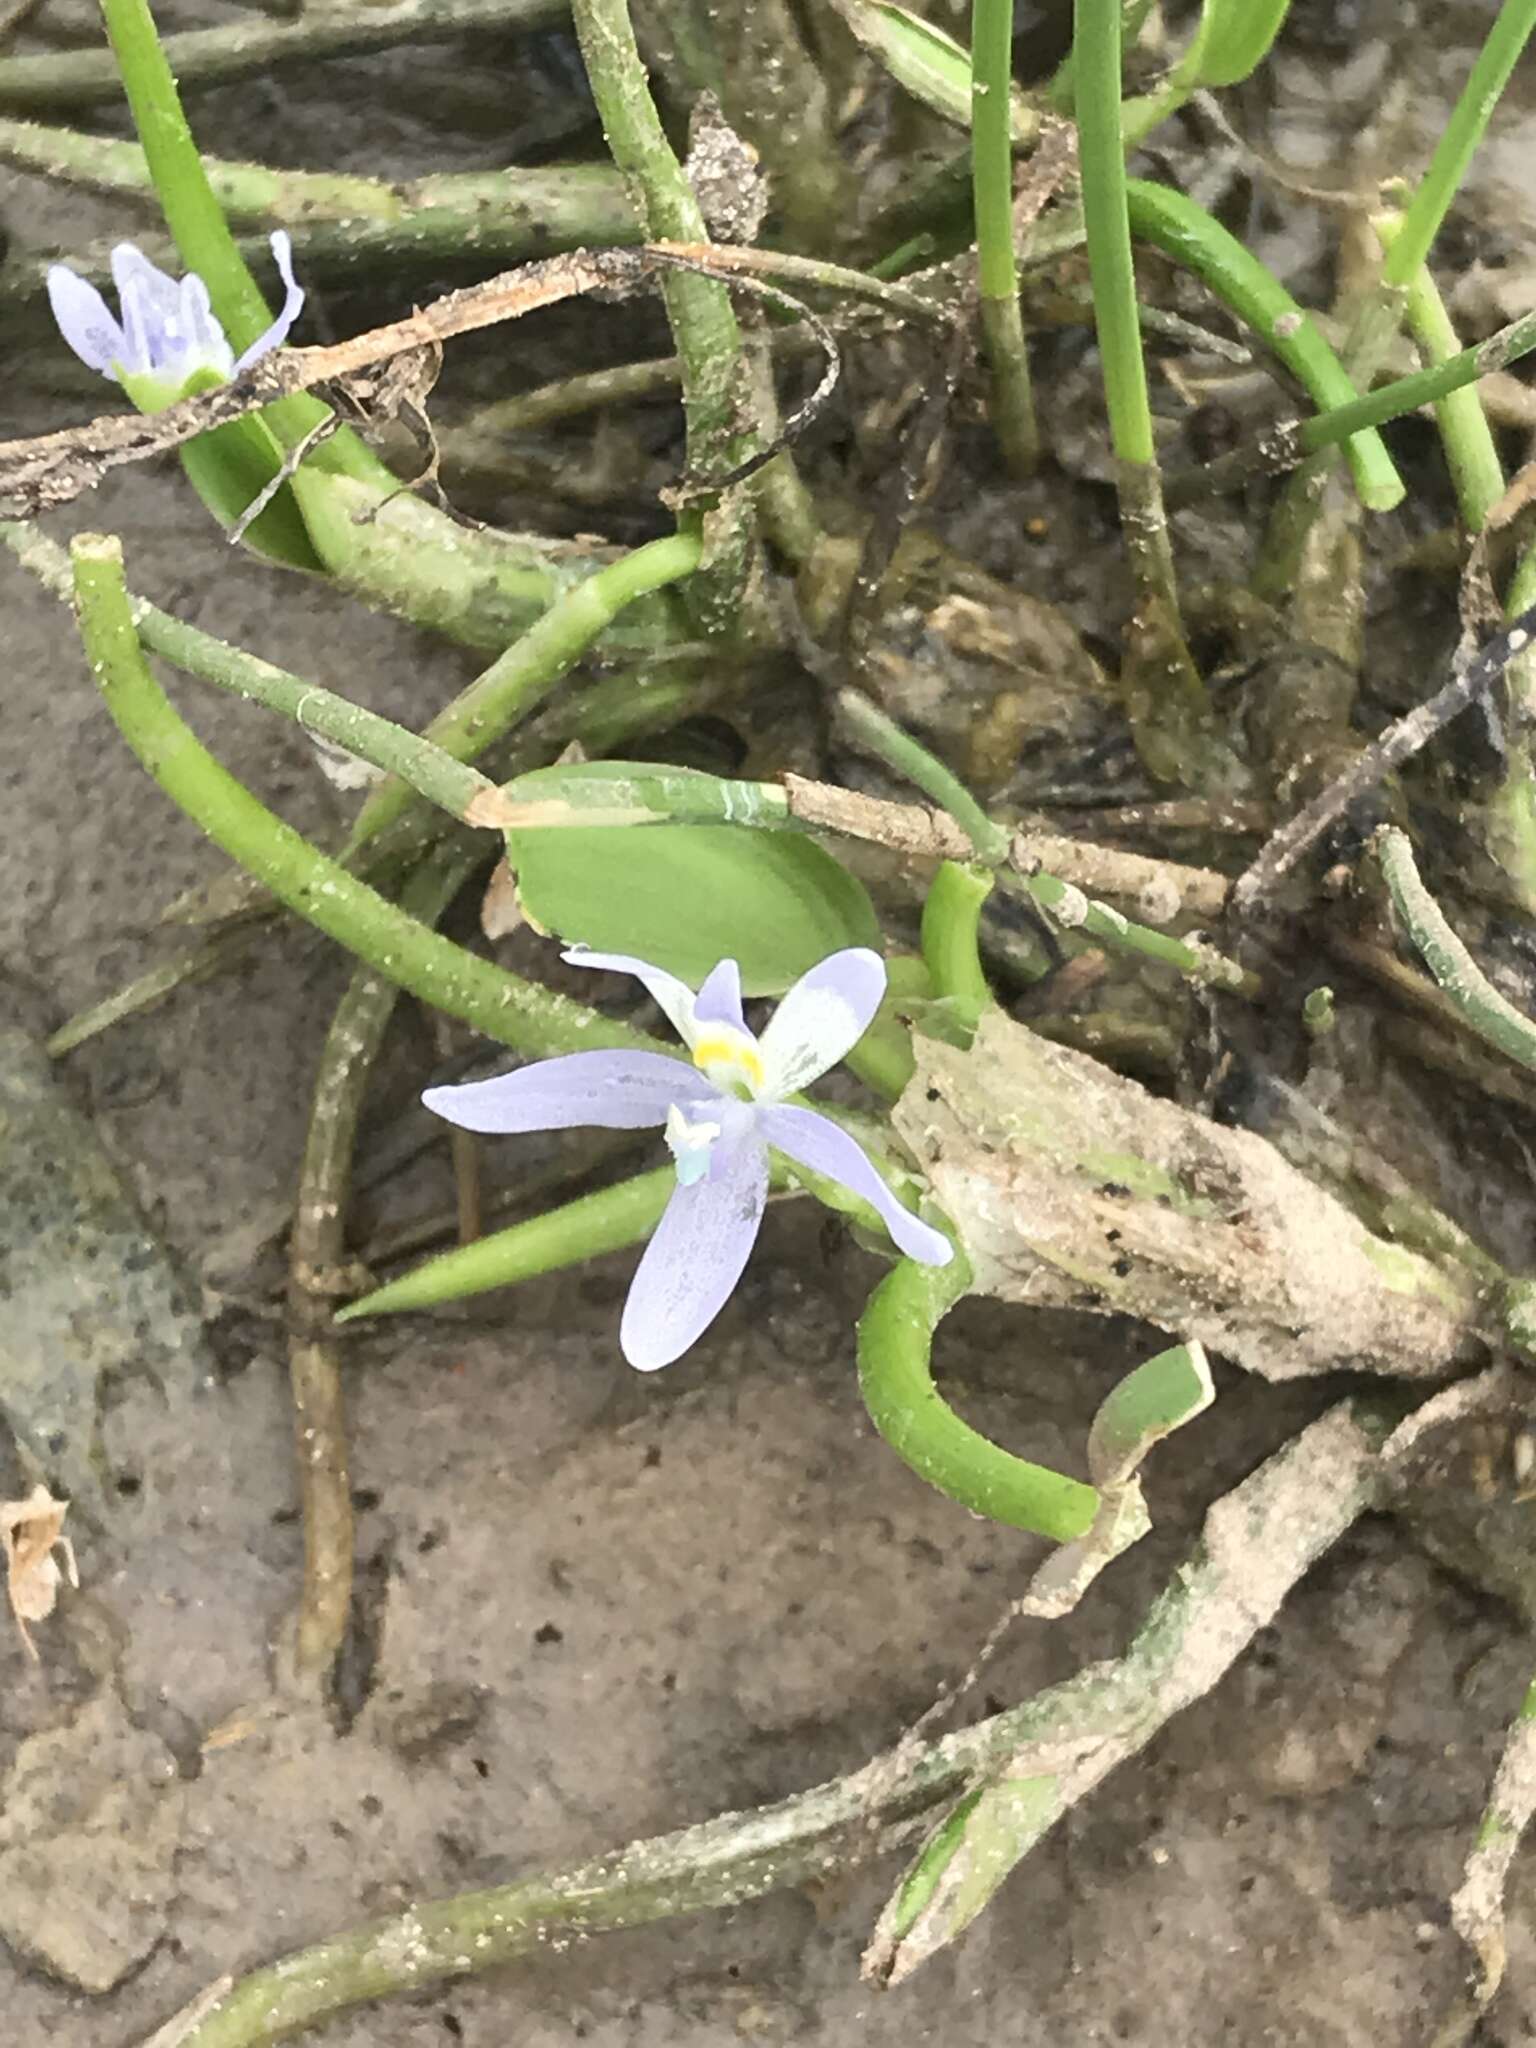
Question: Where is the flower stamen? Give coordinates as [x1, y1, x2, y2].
[664, 1103, 723, 1186]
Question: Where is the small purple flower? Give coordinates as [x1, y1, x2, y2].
[424, 946, 954, 1371]
[46, 233, 304, 396]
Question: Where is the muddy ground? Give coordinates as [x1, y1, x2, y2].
[5, 2, 1536, 2042]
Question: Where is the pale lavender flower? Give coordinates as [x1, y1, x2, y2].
[424, 946, 953, 1372]
[46, 233, 304, 396]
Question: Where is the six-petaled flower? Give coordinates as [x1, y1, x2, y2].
[47, 233, 304, 402]
[423, 947, 953, 1371]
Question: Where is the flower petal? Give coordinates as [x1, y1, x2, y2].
[757, 948, 886, 1096]
[109, 243, 182, 376]
[423, 1050, 709, 1134]
[621, 1130, 769, 1370]
[693, 958, 747, 1034]
[177, 269, 235, 380]
[45, 266, 126, 376]
[757, 1104, 953, 1265]
[232, 231, 306, 374]
[561, 947, 698, 1047]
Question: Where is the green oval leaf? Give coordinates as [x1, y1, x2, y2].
[509, 817, 882, 995]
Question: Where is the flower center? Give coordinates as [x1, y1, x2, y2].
[664, 1103, 723, 1187]
[690, 1028, 765, 1097]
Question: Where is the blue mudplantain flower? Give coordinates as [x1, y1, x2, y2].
[47, 233, 304, 402]
[424, 946, 952, 1370]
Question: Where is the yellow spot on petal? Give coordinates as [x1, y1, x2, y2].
[691, 1030, 765, 1093]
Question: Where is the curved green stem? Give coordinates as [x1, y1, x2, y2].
[1125, 180, 1401, 512]
[857, 1255, 1099, 1542]
[1358, 0, 1536, 371]
[346, 532, 700, 852]
[835, 688, 1009, 861]
[921, 861, 994, 1025]
[69, 533, 661, 1063]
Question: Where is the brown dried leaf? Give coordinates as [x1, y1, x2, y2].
[1, 1484, 78, 1661]
[479, 857, 524, 942]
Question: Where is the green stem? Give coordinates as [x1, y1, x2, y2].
[972, 0, 1038, 472]
[2, 507, 502, 826]
[1357, 0, 1536, 377]
[0, 114, 402, 216]
[1371, 214, 1536, 910]
[0, 0, 565, 108]
[858, 1254, 1099, 1541]
[1376, 826, 1536, 1072]
[337, 1168, 677, 1319]
[1072, 0, 1154, 469]
[97, 0, 387, 483]
[921, 862, 994, 1024]
[1125, 180, 1401, 513]
[569, 0, 759, 632]
[1010, 868, 1255, 992]
[1257, 0, 1536, 592]
[68, 533, 663, 1063]
[1379, 215, 1504, 532]
[344, 531, 702, 854]
[1073, 0, 1208, 764]
[836, 688, 1009, 860]
[1176, 302, 1536, 500]
[146, 650, 505, 827]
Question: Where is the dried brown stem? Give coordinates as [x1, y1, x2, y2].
[1, 240, 873, 518]
[780, 776, 1231, 919]
[1231, 602, 1536, 913]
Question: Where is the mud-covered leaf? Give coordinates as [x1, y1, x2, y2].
[869, 1771, 1063, 1984]
[896, 1012, 1491, 1382]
